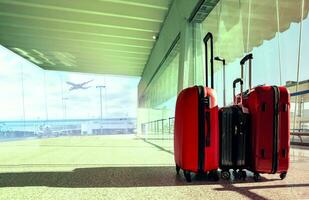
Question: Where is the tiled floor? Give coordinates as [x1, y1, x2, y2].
[0, 135, 308, 200]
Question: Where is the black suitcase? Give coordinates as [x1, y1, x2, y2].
[219, 78, 250, 180]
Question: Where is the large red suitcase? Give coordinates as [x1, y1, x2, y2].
[174, 32, 219, 182]
[239, 54, 290, 181]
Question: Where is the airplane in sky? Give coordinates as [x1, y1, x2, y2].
[66, 80, 93, 91]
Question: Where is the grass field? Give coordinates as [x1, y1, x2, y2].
[0, 135, 308, 200]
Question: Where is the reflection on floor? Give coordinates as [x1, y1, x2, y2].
[0, 135, 308, 200]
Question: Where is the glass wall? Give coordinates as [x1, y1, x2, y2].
[0, 45, 139, 140]
[198, 0, 309, 144]
[137, 0, 309, 149]
[137, 41, 180, 153]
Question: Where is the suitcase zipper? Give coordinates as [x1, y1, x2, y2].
[271, 86, 280, 174]
[198, 86, 205, 173]
[198, 86, 212, 173]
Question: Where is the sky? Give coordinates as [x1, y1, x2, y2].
[0, 45, 140, 121]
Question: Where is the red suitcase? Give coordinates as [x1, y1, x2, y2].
[239, 54, 290, 181]
[174, 32, 219, 182]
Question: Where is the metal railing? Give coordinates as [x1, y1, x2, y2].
[141, 117, 175, 153]
[142, 120, 309, 150]
[291, 129, 309, 146]
[141, 117, 174, 138]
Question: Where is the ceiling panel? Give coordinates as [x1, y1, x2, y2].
[0, 0, 173, 76]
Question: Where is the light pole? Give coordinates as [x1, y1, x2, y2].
[62, 97, 69, 120]
[96, 85, 106, 121]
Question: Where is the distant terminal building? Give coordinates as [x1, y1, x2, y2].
[0, 118, 136, 140]
[286, 80, 309, 131]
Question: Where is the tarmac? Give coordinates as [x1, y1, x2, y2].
[0, 135, 308, 200]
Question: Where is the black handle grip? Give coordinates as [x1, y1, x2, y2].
[214, 56, 225, 65]
[233, 78, 243, 88]
[203, 32, 214, 89]
[203, 32, 213, 46]
[233, 78, 243, 104]
[240, 53, 253, 65]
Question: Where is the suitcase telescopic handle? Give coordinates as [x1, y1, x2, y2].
[203, 32, 214, 89]
[233, 78, 243, 104]
[214, 56, 226, 106]
[240, 53, 253, 90]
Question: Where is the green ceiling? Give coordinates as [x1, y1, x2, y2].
[0, 0, 173, 76]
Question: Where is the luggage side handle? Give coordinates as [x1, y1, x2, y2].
[233, 78, 243, 105]
[240, 53, 253, 90]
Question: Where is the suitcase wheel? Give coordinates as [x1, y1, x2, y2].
[232, 170, 240, 180]
[239, 170, 247, 180]
[253, 172, 261, 182]
[183, 170, 192, 182]
[208, 170, 219, 181]
[280, 172, 287, 180]
[176, 165, 180, 175]
[221, 170, 230, 180]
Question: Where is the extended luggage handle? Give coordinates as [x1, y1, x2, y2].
[203, 32, 214, 89]
[214, 56, 226, 106]
[233, 78, 243, 104]
[203, 32, 214, 148]
[240, 53, 253, 90]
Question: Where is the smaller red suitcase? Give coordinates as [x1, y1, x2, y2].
[239, 54, 290, 181]
[174, 32, 219, 182]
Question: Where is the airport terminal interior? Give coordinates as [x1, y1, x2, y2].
[0, 0, 308, 199]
